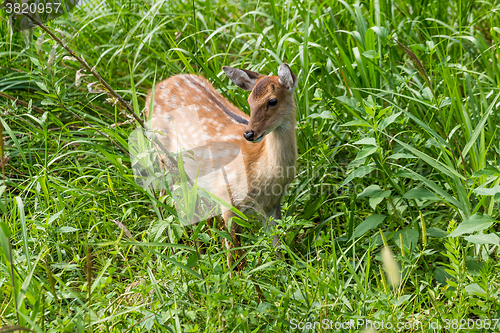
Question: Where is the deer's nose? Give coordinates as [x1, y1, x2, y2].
[243, 130, 255, 141]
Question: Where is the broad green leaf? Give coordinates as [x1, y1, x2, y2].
[0, 186, 6, 214]
[48, 210, 64, 224]
[370, 26, 389, 38]
[336, 96, 363, 111]
[256, 302, 272, 313]
[57, 226, 79, 233]
[0, 222, 11, 263]
[362, 50, 378, 59]
[403, 187, 439, 201]
[434, 266, 453, 286]
[392, 294, 412, 306]
[342, 119, 370, 127]
[1, 118, 27, 163]
[464, 233, 500, 246]
[394, 170, 414, 178]
[353, 214, 386, 238]
[186, 253, 198, 267]
[439, 97, 452, 108]
[379, 111, 401, 130]
[448, 214, 494, 238]
[473, 185, 500, 196]
[427, 227, 447, 238]
[422, 87, 433, 101]
[307, 111, 334, 119]
[358, 185, 381, 198]
[341, 165, 376, 187]
[36, 81, 49, 93]
[354, 146, 377, 161]
[353, 137, 377, 146]
[369, 190, 391, 210]
[198, 233, 210, 244]
[387, 153, 416, 159]
[30, 56, 41, 67]
[394, 229, 419, 250]
[232, 217, 252, 228]
[16, 196, 31, 270]
[465, 283, 486, 296]
[358, 185, 391, 209]
[471, 166, 500, 177]
[466, 258, 485, 276]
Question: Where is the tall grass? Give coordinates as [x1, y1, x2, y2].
[1, 0, 500, 331]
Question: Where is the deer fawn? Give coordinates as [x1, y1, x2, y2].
[146, 63, 298, 267]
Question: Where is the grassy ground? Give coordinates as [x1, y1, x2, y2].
[1, 0, 500, 331]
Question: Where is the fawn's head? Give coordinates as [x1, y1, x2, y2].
[223, 63, 297, 142]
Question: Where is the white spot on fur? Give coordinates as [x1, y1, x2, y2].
[182, 76, 203, 93]
[219, 134, 240, 141]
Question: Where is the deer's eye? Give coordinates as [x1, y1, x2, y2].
[268, 98, 278, 107]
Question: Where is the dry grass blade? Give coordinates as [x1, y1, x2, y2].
[381, 246, 401, 289]
[393, 37, 434, 98]
[112, 219, 136, 241]
[0, 325, 37, 333]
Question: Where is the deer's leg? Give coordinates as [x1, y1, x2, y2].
[223, 210, 244, 270]
[158, 158, 168, 202]
[261, 201, 283, 249]
[272, 201, 282, 220]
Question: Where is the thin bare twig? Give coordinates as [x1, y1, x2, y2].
[7, 4, 145, 127]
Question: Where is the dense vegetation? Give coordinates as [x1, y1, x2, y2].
[1, 0, 500, 331]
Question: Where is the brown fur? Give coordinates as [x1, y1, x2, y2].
[147, 69, 297, 267]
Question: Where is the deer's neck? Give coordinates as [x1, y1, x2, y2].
[260, 119, 297, 175]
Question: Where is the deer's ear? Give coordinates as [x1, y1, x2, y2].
[278, 63, 298, 91]
[223, 66, 264, 91]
